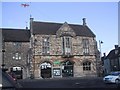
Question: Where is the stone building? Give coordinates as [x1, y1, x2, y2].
[29, 18, 98, 78]
[1, 18, 99, 79]
[1, 28, 30, 79]
[103, 45, 120, 75]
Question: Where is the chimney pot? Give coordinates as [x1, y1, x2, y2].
[103, 53, 106, 57]
[26, 27, 28, 30]
[82, 18, 86, 26]
[30, 18, 34, 22]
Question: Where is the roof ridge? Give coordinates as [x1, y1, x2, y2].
[33, 21, 83, 26]
[1, 28, 30, 31]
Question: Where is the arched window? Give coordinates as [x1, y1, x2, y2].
[83, 61, 91, 71]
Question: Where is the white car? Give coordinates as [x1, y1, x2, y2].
[103, 71, 120, 83]
[116, 74, 120, 88]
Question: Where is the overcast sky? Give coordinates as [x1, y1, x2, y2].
[1, 1, 119, 56]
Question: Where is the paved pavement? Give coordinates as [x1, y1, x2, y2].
[17, 77, 118, 88]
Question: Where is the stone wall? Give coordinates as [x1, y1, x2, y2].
[4, 42, 30, 79]
[34, 35, 96, 56]
[33, 34, 97, 78]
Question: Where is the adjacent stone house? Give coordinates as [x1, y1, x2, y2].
[1, 28, 30, 79]
[103, 45, 120, 75]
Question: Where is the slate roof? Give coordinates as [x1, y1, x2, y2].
[32, 21, 96, 37]
[106, 47, 120, 59]
[1, 28, 30, 42]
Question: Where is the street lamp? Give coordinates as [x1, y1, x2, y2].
[98, 40, 103, 76]
[99, 40, 103, 60]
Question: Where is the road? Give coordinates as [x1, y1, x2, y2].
[17, 77, 118, 88]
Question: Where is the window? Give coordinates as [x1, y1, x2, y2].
[83, 39, 89, 55]
[12, 52, 22, 60]
[13, 42, 21, 48]
[62, 36, 72, 55]
[83, 61, 91, 71]
[42, 37, 50, 55]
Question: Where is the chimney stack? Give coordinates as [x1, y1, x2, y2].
[30, 17, 34, 22]
[82, 18, 87, 26]
[30, 17, 34, 35]
[114, 45, 118, 49]
[103, 53, 106, 57]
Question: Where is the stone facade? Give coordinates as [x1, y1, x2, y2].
[4, 42, 30, 79]
[32, 34, 97, 78]
[1, 18, 99, 79]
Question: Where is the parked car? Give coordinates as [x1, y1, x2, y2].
[116, 74, 120, 88]
[8, 72, 17, 81]
[0, 68, 22, 90]
[103, 71, 120, 83]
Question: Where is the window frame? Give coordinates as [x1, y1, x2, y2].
[12, 52, 22, 60]
[62, 36, 72, 55]
[42, 37, 50, 55]
[82, 39, 89, 55]
[83, 61, 91, 71]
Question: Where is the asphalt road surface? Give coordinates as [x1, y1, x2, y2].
[18, 77, 118, 88]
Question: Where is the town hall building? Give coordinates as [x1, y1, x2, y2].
[1, 18, 99, 79]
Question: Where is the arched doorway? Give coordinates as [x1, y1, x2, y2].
[10, 66, 23, 79]
[62, 60, 74, 77]
[40, 62, 52, 78]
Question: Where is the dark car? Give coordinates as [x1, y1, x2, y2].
[0, 68, 22, 90]
[8, 72, 17, 81]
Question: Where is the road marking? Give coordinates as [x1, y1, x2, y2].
[75, 82, 80, 85]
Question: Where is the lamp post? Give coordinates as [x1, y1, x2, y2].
[98, 40, 103, 76]
[1, 39, 8, 71]
[2, 49, 5, 69]
[99, 40, 103, 59]
[2, 37, 6, 69]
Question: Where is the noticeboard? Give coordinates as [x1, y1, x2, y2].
[53, 68, 61, 76]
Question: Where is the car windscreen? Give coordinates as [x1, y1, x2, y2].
[110, 72, 120, 76]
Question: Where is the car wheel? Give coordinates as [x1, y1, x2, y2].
[115, 79, 119, 84]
